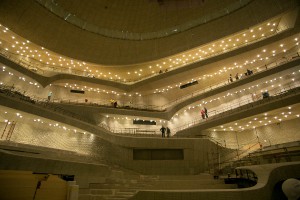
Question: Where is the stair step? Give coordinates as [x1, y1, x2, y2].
[103, 198, 127, 200]
[118, 189, 137, 193]
[79, 193, 135, 200]
[79, 194, 100, 200]
[79, 188, 91, 194]
[90, 189, 114, 195]
[115, 192, 135, 197]
[157, 174, 214, 180]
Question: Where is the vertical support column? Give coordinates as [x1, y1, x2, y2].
[235, 131, 240, 160]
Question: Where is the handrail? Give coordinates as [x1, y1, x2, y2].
[207, 140, 261, 174]
[174, 83, 300, 134]
[161, 51, 300, 110]
[110, 84, 300, 138]
[216, 143, 300, 172]
[249, 145, 300, 157]
[1, 60, 299, 138]
[0, 84, 113, 132]
[4, 50, 297, 112]
[0, 84, 90, 123]
[0, 22, 289, 84]
[55, 98, 164, 112]
[1, 83, 299, 157]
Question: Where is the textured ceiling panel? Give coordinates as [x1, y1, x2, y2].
[55, 0, 237, 33]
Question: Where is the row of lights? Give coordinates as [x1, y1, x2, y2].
[54, 36, 300, 99]
[214, 106, 300, 131]
[1, 66, 41, 88]
[154, 38, 298, 94]
[0, 18, 283, 83]
[3, 63, 298, 127]
[1, 110, 89, 135]
[1, 75, 298, 135]
[139, 20, 280, 80]
[3, 34, 297, 102]
[105, 69, 299, 127]
[169, 70, 299, 122]
[105, 115, 167, 124]
[63, 83, 142, 97]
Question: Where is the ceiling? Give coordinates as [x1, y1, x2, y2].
[0, 0, 296, 65]
[43, 0, 247, 34]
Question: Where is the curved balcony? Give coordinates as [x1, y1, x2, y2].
[175, 84, 300, 136]
[0, 18, 292, 84]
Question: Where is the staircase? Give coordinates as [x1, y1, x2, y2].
[79, 168, 158, 200]
[79, 168, 237, 200]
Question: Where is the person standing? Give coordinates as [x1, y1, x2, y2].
[160, 126, 166, 138]
[47, 91, 52, 101]
[229, 74, 233, 82]
[235, 73, 239, 80]
[204, 107, 208, 118]
[201, 109, 205, 119]
[114, 101, 118, 108]
[166, 127, 171, 138]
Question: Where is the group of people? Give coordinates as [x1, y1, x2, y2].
[228, 69, 254, 83]
[201, 107, 208, 119]
[160, 126, 171, 138]
[159, 69, 168, 74]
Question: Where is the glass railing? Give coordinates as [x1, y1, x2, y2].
[1, 81, 299, 154]
[0, 21, 289, 83]
[0, 84, 91, 124]
[55, 98, 163, 111]
[0, 84, 113, 132]
[1, 50, 298, 114]
[173, 82, 300, 134]
[109, 83, 299, 138]
[160, 51, 300, 110]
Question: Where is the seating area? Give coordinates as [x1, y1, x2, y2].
[249, 142, 300, 164]
[218, 141, 300, 175]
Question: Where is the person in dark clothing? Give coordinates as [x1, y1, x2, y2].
[160, 126, 166, 138]
[247, 69, 253, 75]
[235, 73, 239, 80]
[229, 74, 233, 82]
[204, 107, 208, 118]
[113, 101, 118, 108]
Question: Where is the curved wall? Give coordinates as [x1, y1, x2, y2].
[0, 101, 222, 175]
[204, 117, 300, 149]
[0, 0, 297, 65]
